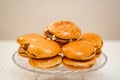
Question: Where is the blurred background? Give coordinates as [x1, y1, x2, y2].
[0, 0, 120, 40]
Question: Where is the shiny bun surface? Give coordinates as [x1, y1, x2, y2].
[17, 33, 45, 44]
[62, 41, 95, 60]
[29, 55, 62, 68]
[28, 40, 61, 59]
[46, 20, 81, 39]
[81, 33, 103, 49]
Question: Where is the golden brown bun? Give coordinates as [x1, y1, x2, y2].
[29, 55, 62, 68]
[62, 41, 96, 60]
[62, 57, 96, 70]
[46, 20, 81, 39]
[81, 33, 103, 50]
[18, 47, 29, 58]
[17, 33, 45, 45]
[28, 40, 61, 59]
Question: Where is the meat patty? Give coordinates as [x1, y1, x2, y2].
[45, 30, 77, 46]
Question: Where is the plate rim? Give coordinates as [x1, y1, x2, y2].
[12, 51, 108, 74]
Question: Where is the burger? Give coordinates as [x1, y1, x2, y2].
[81, 33, 103, 57]
[17, 33, 45, 57]
[62, 40, 96, 69]
[28, 40, 62, 68]
[43, 20, 81, 46]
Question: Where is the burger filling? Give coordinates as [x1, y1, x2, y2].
[45, 30, 77, 45]
[22, 44, 29, 50]
[18, 46, 29, 57]
[19, 44, 29, 54]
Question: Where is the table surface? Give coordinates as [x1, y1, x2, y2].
[0, 40, 120, 80]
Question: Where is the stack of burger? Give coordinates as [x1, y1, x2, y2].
[17, 33, 62, 68]
[17, 20, 103, 70]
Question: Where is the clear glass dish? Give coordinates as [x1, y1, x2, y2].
[12, 51, 107, 80]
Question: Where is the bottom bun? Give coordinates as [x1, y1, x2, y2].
[62, 57, 96, 70]
[18, 47, 29, 58]
[29, 55, 62, 68]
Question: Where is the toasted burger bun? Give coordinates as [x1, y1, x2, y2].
[81, 33, 103, 51]
[29, 55, 62, 68]
[44, 20, 81, 45]
[62, 57, 96, 70]
[17, 33, 45, 45]
[62, 41, 96, 60]
[28, 40, 61, 59]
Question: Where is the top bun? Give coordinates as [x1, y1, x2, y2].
[28, 40, 61, 59]
[62, 40, 95, 60]
[17, 33, 45, 44]
[46, 20, 81, 39]
[81, 33, 103, 49]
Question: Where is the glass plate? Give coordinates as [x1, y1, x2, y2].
[12, 51, 107, 74]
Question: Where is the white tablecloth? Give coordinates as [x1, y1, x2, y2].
[0, 40, 120, 80]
